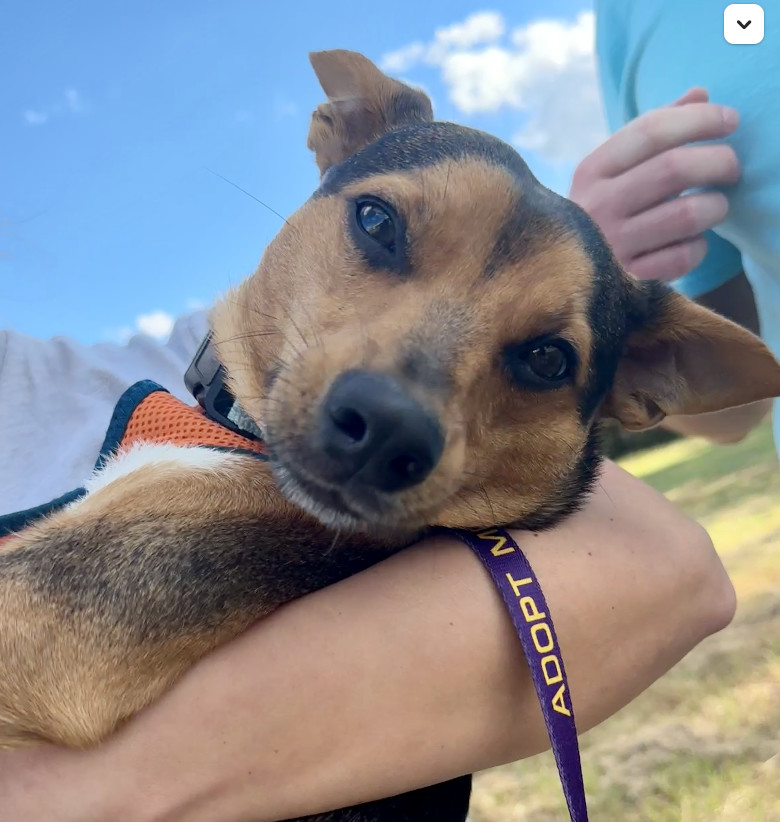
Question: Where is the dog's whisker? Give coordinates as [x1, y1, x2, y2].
[205, 168, 302, 241]
[267, 303, 306, 360]
[596, 478, 615, 507]
[461, 468, 492, 483]
[418, 169, 428, 222]
[298, 297, 324, 352]
[442, 160, 453, 202]
[479, 482, 497, 523]
[240, 393, 284, 406]
[284, 306, 312, 355]
[326, 527, 342, 557]
[227, 297, 282, 326]
[291, 302, 317, 353]
[217, 330, 283, 346]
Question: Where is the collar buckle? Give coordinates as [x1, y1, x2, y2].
[185, 334, 262, 441]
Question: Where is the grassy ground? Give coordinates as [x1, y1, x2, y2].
[470, 420, 780, 822]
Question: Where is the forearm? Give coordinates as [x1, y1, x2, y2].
[6, 461, 729, 822]
[664, 398, 771, 444]
[0, 464, 734, 822]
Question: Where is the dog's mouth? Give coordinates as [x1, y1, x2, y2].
[269, 451, 427, 534]
[272, 459, 364, 529]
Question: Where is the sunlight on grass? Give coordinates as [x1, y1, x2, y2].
[471, 419, 780, 821]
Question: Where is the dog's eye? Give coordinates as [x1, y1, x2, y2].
[526, 344, 569, 380]
[356, 201, 396, 252]
[349, 196, 406, 273]
[504, 338, 575, 389]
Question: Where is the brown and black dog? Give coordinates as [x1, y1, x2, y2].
[2, 50, 780, 821]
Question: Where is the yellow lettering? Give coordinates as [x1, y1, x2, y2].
[531, 622, 554, 654]
[541, 654, 563, 685]
[477, 528, 515, 557]
[519, 595, 546, 623]
[505, 572, 533, 597]
[551, 683, 571, 717]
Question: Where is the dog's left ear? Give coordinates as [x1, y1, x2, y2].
[307, 49, 433, 176]
[603, 284, 780, 430]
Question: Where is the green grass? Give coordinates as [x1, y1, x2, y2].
[471, 420, 780, 822]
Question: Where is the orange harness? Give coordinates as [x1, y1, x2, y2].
[0, 380, 267, 543]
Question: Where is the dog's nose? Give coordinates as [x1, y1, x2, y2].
[320, 371, 444, 493]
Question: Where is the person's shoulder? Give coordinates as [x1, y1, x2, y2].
[0, 329, 8, 372]
[595, 0, 731, 128]
[0, 311, 210, 403]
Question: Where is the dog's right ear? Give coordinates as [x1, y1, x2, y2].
[307, 50, 433, 176]
[603, 283, 780, 431]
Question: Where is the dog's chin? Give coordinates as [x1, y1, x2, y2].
[271, 461, 427, 535]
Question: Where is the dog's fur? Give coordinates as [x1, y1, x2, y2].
[2, 50, 780, 821]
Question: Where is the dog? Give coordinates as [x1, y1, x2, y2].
[2, 49, 780, 822]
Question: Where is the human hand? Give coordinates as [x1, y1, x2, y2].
[569, 88, 740, 281]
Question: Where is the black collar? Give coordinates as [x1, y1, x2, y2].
[185, 334, 263, 441]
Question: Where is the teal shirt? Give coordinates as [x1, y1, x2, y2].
[595, 0, 780, 453]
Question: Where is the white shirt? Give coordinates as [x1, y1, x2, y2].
[0, 312, 209, 516]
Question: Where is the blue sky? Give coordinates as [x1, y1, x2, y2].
[2, 0, 601, 344]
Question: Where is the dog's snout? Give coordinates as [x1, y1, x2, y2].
[320, 371, 444, 493]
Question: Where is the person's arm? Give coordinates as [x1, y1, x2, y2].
[663, 273, 771, 443]
[0, 460, 734, 822]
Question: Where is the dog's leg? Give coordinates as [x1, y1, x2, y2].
[0, 444, 367, 749]
[0, 443, 466, 821]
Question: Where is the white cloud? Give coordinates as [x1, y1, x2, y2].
[21, 88, 88, 126]
[381, 10, 606, 165]
[23, 109, 49, 126]
[64, 88, 84, 113]
[433, 11, 505, 51]
[113, 326, 135, 343]
[110, 310, 176, 343]
[381, 43, 427, 74]
[382, 11, 505, 72]
[136, 311, 175, 339]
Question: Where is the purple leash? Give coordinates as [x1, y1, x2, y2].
[439, 527, 589, 822]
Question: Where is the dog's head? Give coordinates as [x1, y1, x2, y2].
[212, 50, 780, 534]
